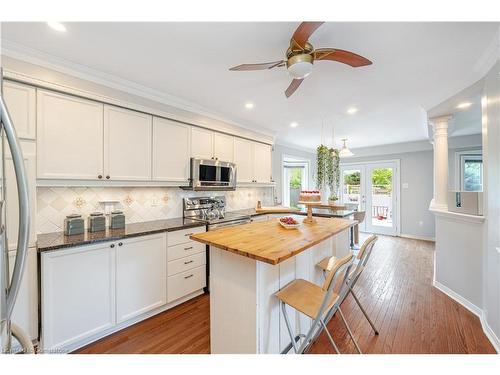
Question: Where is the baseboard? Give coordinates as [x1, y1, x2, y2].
[433, 279, 499, 353]
[400, 233, 435, 242]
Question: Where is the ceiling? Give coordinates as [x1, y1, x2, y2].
[1, 22, 497, 151]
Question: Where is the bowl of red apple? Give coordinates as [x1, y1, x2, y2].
[279, 216, 302, 229]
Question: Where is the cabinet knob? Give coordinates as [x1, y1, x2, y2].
[184, 274, 194, 279]
[98, 175, 103, 179]
[106, 175, 110, 179]
[110, 244, 115, 248]
[118, 242, 123, 246]
[184, 260, 194, 265]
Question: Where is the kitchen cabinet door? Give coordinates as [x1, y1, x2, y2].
[253, 143, 272, 183]
[37, 90, 104, 180]
[2, 81, 36, 140]
[116, 233, 167, 323]
[41, 242, 116, 351]
[104, 105, 152, 181]
[9, 247, 38, 342]
[233, 138, 253, 183]
[213, 133, 234, 162]
[5, 141, 37, 250]
[152, 117, 190, 181]
[191, 127, 214, 159]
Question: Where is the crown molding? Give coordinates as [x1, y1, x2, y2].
[1, 39, 276, 140]
[474, 26, 500, 78]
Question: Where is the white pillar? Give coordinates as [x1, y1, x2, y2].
[429, 115, 452, 211]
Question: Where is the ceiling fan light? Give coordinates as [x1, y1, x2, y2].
[287, 54, 313, 79]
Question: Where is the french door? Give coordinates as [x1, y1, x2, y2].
[340, 161, 399, 236]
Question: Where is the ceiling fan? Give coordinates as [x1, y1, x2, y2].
[229, 22, 372, 98]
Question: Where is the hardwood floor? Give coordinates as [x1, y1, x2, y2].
[76, 234, 496, 354]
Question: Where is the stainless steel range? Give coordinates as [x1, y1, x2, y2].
[183, 196, 251, 231]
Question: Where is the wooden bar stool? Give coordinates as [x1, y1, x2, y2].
[316, 235, 379, 338]
[275, 253, 355, 354]
[352, 211, 366, 248]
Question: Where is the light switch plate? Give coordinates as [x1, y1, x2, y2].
[402, 182, 409, 189]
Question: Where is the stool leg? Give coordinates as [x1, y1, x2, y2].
[338, 307, 362, 354]
[350, 289, 379, 335]
[281, 301, 298, 354]
[320, 320, 340, 354]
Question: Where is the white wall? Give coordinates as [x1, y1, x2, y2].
[342, 150, 435, 240]
[482, 59, 500, 346]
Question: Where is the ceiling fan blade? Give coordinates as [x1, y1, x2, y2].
[291, 22, 325, 49]
[285, 79, 304, 98]
[229, 60, 285, 71]
[314, 48, 372, 67]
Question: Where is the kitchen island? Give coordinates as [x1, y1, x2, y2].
[191, 216, 356, 354]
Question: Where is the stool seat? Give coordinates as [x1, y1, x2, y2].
[275, 279, 339, 319]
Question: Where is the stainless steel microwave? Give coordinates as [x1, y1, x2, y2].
[188, 158, 237, 191]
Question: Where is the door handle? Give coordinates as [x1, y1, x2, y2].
[1, 96, 30, 319]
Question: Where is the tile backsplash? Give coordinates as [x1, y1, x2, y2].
[37, 186, 273, 234]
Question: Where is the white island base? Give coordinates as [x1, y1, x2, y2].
[209, 230, 350, 354]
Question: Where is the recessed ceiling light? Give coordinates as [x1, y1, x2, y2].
[290, 122, 298, 128]
[244, 102, 254, 109]
[47, 22, 66, 32]
[347, 107, 358, 115]
[456, 102, 472, 109]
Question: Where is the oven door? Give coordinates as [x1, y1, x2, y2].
[208, 218, 251, 231]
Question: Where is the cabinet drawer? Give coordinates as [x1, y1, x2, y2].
[168, 252, 206, 276]
[168, 241, 206, 262]
[167, 266, 206, 303]
[168, 226, 206, 246]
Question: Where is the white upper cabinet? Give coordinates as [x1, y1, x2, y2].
[253, 143, 272, 183]
[191, 127, 214, 160]
[37, 90, 104, 180]
[104, 105, 152, 181]
[2, 81, 36, 140]
[234, 139, 272, 183]
[234, 138, 254, 183]
[115, 233, 167, 323]
[214, 133, 234, 162]
[152, 117, 191, 182]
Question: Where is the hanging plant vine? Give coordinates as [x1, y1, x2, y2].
[316, 145, 340, 201]
[316, 145, 329, 190]
[329, 148, 340, 201]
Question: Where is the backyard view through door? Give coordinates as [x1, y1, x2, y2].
[341, 161, 398, 236]
[283, 159, 309, 208]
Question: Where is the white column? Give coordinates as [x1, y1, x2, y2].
[429, 115, 452, 211]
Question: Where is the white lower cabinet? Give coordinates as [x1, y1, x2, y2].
[41, 229, 206, 352]
[116, 234, 167, 323]
[41, 242, 116, 351]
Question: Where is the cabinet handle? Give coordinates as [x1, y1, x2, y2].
[184, 260, 194, 265]
[106, 175, 110, 179]
[98, 175, 103, 179]
[110, 244, 115, 248]
[184, 246, 193, 250]
[184, 274, 194, 279]
[185, 233, 194, 237]
[118, 242, 123, 246]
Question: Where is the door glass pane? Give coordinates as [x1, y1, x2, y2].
[287, 167, 304, 208]
[342, 169, 361, 211]
[371, 168, 393, 227]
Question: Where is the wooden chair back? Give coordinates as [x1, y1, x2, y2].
[353, 211, 366, 224]
[357, 234, 378, 267]
[321, 252, 355, 292]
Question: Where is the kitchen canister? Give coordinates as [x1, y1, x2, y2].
[64, 214, 85, 236]
[88, 212, 106, 232]
[109, 210, 126, 229]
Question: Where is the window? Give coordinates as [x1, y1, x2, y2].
[455, 150, 483, 192]
[282, 158, 309, 208]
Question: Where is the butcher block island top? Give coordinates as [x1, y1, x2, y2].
[190, 216, 356, 265]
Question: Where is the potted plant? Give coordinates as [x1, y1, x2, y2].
[316, 145, 340, 203]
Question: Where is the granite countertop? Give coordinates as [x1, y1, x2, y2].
[231, 207, 355, 218]
[37, 217, 206, 252]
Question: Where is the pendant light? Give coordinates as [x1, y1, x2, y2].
[339, 138, 354, 158]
